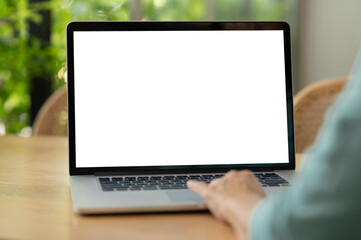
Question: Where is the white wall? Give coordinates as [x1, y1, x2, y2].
[297, 0, 361, 92]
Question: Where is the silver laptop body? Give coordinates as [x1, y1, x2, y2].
[67, 21, 297, 214]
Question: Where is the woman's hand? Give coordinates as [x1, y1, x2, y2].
[187, 170, 266, 240]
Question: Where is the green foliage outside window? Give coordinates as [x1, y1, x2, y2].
[0, 0, 59, 133]
[0, 0, 296, 135]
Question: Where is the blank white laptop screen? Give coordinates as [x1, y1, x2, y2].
[73, 30, 289, 167]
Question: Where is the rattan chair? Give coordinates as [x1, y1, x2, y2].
[32, 86, 68, 136]
[294, 77, 347, 153]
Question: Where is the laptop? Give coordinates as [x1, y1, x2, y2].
[67, 21, 297, 214]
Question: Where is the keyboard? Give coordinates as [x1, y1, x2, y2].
[99, 173, 290, 192]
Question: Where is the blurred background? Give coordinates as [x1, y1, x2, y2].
[0, 0, 360, 136]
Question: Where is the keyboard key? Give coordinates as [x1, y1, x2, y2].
[99, 177, 110, 182]
[175, 176, 188, 179]
[129, 186, 142, 191]
[134, 180, 145, 184]
[160, 180, 172, 183]
[114, 186, 129, 191]
[101, 183, 120, 187]
[201, 175, 214, 179]
[174, 179, 186, 183]
[143, 185, 158, 190]
[136, 183, 148, 186]
[119, 183, 131, 187]
[188, 176, 200, 180]
[264, 173, 278, 177]
[112, 177, 123, 181]
[159, 181, 171, 185]
[163, 176, 175, 180]
[150, 176, 162, 180]
[214, 174, 224, 178]
[125, 177, 136, 181]
[138, 177, 149, 180]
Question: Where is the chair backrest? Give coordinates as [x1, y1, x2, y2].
[33, 86, 68, 136]
[293, 77, 347, 153]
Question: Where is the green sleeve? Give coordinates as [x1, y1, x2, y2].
[249, 52, 361, 240]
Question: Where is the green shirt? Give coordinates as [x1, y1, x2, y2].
[250, 51, 361, 240]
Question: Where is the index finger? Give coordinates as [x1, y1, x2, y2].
[187, 180, 209, 197]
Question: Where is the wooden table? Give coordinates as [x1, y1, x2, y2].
[0, 135, 303, 240]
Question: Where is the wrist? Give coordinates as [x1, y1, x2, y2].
[224, 197, 263, 240]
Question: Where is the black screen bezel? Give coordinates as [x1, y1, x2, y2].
[67, 21, 295, 175]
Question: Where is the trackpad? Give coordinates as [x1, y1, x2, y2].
[166, 191, 204, 203]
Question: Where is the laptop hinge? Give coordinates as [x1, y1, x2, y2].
[95, 171, 138, 176]
[94, 169, 274, 176]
